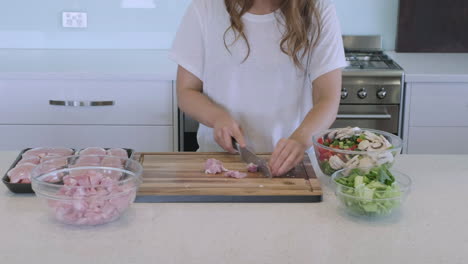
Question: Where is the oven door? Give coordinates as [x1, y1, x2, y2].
[333, 105, 400, 135]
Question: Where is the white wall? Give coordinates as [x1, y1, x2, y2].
[334, 0, 399, 50]
[0, 0, 192, 49]
[0, 0, 399, 50]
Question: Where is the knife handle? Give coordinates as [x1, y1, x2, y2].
[231, 137, 239, 151]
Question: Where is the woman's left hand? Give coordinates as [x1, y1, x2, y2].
[269, 137, 308, 177]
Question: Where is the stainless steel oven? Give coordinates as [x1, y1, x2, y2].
[334, 75, 403, 135]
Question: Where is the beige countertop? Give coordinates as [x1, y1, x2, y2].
[1, 151, 468, 264]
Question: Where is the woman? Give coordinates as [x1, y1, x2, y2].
[170, 0, 346, 176]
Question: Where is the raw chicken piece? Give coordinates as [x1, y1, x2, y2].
[204, 158, 228, 174]
[22, 147, 73, 159]
[106, 148, 128, 158]
[7, 164, 36, 183]
[225, 170, 247, 179]
[75, 155, 102, 166]
[247, 163, 258, 172]
[42, 155, 68, 167]
[101, 156, 123, 168]
[46, 148, 74, 157]
[43, 175, 62, 183]
[21, 178, 31, 184]
[79, 147, 107, 156]
[22, 148, 50, 159]
[17, 156, 41, 166]
[101, 156, 124, 179]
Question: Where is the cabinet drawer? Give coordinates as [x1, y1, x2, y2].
[408, 127, 468, 154]
[0, 80, 173, 125]
[0, 125, 173, 152]
[410, 83, 468, 127]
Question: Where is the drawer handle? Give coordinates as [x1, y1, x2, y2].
[336, 114, 391, 120]
[49, 100, 115, 107]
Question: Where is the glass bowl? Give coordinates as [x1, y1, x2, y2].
[331, 167, 411, 218]
[31, 155, 143, 226]
[312, 128, 403, 176]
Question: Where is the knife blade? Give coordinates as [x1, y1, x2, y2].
[232, 138, 273, 178]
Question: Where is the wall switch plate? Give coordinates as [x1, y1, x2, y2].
[62, 12, 87, 28]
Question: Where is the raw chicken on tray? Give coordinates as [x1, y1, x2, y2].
[6, 147, 129, 185]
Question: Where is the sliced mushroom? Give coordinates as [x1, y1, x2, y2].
[329, 155, 345, 170]
[370, 142, 384, 150]
[336, 127, 359, 140]
[358, 140, 371, 151]
[363, 131, 381, 142]
[327, 130, 338, 141]
[379, 135, 392, 149]
[375, 152, 394, 166]
[345, 155, 360, 168]
[342, 155, 360, 176]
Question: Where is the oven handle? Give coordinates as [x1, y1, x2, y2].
[336, 113, 392, 120]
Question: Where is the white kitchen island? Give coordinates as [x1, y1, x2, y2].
[1, 151, 467, 264]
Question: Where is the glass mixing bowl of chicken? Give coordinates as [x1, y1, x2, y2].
[31, 155, 143, 226]
[312, 127, 403, 176]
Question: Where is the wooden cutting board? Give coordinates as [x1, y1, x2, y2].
[134, 152, 322, 203]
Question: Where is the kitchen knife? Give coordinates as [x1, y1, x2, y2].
[232, 138, 273, 179]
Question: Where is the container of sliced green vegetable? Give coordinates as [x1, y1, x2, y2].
[332, 165, 411, 218]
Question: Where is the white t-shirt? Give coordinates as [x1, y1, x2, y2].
[170, 0, 346, 152]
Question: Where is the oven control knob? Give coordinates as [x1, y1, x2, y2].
[377, 88, 387, 99]
[357, 88, 367, 99]
[341, 88, 348, 99]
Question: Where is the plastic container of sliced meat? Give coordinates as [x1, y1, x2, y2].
[2, 148, 135, 194]
[31, 155, 143, 226]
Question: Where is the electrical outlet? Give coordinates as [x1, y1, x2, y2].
[62, 12, 87, 28]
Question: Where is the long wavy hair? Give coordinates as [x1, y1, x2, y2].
[223, 0, 322, 69]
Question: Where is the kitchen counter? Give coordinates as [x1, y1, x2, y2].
[386, 51, 468, 83]
[1, 151, 467, 264]
[0, 49, 177, 81]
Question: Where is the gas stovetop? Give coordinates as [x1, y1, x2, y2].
[345, 51, 402, 71]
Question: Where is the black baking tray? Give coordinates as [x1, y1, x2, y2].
[2, 148, 135, 194]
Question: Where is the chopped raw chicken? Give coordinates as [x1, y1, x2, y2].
[79, 147, 107, 156]
[204, 158, 228, 174]
[225, 170, 247, 179]
[247, 163, 258, 172]
[7, 164, 36, 183]
[47, 169, 136, 225]
[17, 156, 41, 166]
[106, 148, 128, 158]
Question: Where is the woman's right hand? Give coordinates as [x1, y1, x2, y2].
[213, 113, 246, 153]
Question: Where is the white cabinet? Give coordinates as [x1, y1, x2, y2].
[0, 125, 173, 152]
[403, 82, 468, 154]
[0, 79, 178, 152]
[0, 80, 173, 125]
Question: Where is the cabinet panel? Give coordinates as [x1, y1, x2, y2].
[408, 127, 468, 154]
[0, 80, 173, 125]
[409, 83, 468, 127]
[0, 125, 173, 152]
